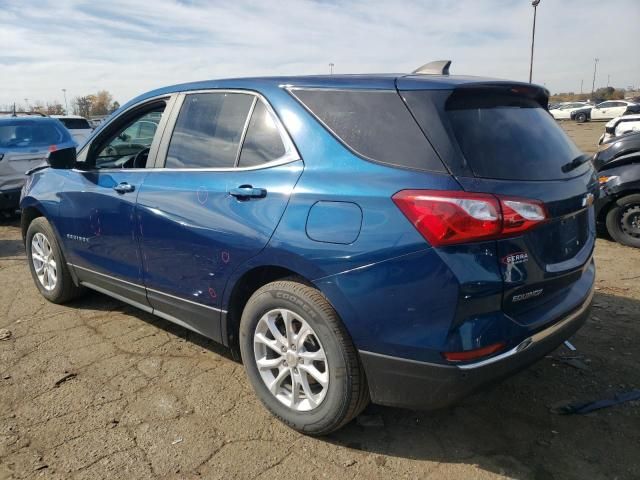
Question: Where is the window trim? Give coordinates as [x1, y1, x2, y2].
[154, 89, 300, 172]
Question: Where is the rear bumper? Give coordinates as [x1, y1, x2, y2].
[0, 188, 21, 210]
[360, 287, 593, 410]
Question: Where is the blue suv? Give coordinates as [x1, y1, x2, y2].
[20, 61, 597, 434]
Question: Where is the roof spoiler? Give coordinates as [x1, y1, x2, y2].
[412, 60, 451, 75]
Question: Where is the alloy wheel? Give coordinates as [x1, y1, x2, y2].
[31, 232, 57, 291]
[253, 308, 329, 411]
[620, 204, 640, 239]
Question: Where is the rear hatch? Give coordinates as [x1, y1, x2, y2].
[0, 119, 67, 190]
[400, 81, 597, 325]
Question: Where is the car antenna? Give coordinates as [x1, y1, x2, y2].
[412, 60, 452, 75]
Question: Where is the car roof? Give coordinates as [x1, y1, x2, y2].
[121, 73, 538, 111]
[0, 116, 59, 124]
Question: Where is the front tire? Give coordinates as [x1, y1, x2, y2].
[26, 217, 85, 303]
[239, 279, 369, 435]
[605, 194, 640, 248]
[575, 112, 588, 123]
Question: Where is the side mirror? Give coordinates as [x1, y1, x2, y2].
[47, 147, 76, 169]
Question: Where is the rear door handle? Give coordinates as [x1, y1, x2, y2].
[229, 185, 267, 199]
[113, 182, 135, 194]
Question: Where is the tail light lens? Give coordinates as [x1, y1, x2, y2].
[392, 190, 547, 247]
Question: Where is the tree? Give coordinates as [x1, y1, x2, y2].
[72, 96, 94, 117]
[110, 101, 120, 113]
[45, 102, 65, 115]
[91, 90, 113, 116]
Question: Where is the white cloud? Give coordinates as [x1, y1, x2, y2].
[1, 0, 638, 107]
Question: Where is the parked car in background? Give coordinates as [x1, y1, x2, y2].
[598, 114, 640, 144]
[594, 132, 640, 248]
[590, 100, 638, 121]
[0, 116, 74, 217]
[51, 115, 93, 146]
[570, 105, 593, 123]
[20, 62, 596, 434]
[549, 102, 590, 120]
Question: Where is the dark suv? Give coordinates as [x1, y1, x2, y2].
[21, 61, 596, 434]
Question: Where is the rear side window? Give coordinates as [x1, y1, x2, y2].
[238, 101, 286, 167]
[403, 90, 587, 181]
[166, 93, 254, 169]
[290, 89, 445, 172]
[0, 120, 68, 148]
[58, 118, 91, 129]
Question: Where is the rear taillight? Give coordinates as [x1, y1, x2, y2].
[392, 190, 547, 247]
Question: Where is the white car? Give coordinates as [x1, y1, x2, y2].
[598, 114, 640, 144]
[590, 100, 638, 121]
[549, 102, 590, 120]
[51, 115, 93, 145]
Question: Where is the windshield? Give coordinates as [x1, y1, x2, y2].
[0, 120, 69, 148]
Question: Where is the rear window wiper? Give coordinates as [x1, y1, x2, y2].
[561, 153, 592, 173]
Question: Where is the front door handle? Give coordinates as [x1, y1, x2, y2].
[113, 182, 135, 194]
[229, 185, 267, 199]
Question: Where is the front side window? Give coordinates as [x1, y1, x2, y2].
[166, 93, 254, 169]
[90, 105, 166, 169]
[238, 100, 286, 167]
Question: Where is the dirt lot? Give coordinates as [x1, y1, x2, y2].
[1, 121, 639, 480]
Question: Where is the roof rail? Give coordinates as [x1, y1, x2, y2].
[0, 111, 47, 117]
[412, 60, 451, 75]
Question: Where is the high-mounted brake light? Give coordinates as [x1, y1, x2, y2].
[392, 190, 547, 247]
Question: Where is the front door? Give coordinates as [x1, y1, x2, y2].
[63, 98, 173, 309]
[137, 92, 303, 341]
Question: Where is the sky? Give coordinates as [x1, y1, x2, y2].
[1, 0, 639, 108]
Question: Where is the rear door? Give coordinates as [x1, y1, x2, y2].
[401, 84, 597, 326]
[137, 91, 302, 341]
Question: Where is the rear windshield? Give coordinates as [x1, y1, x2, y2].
[57, 118, 91, 129]
[290, 89, 445, 172]
[0, 120, 68, 148]
[405, 90, 588, 180]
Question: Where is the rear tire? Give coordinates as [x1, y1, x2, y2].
[575, 112, 588, 123]
[239, 279, 369, 435]
[605, 194, 640, 248]
[26, 217, 85, 303]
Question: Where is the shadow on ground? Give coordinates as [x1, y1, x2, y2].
[60, 289, 640, 480]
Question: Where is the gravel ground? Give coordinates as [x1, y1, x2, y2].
[1, 121, 639, 480]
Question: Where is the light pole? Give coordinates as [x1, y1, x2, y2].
[580, 79, 583, 94]
[61, 89, 68, 114]
[591, 58, 599, 99]
[329, 63, 334, 75]
[528, 0, 540, 83]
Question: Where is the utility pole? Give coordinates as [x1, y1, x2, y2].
[580, 79, 583, 94]
[591, 58, 599, 99]
[24, 98, 29, 111]
[329, 63, 334, 75]
[528, 0, 540, 83]
[61, 89, 68, 114]
[607, 74, 610, 88]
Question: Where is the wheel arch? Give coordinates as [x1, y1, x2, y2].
[223, 264, 308, 359]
